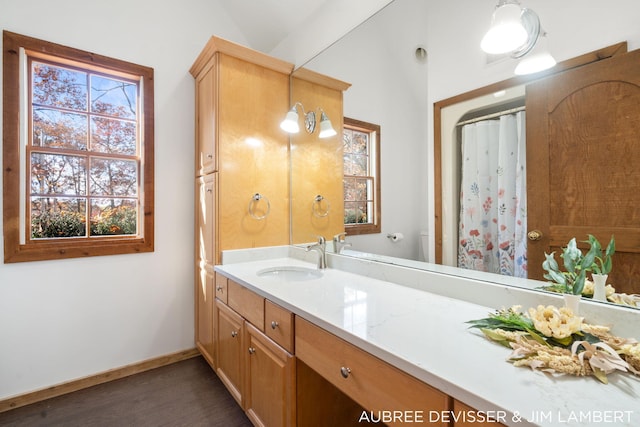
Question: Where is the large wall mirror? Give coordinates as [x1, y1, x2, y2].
[289, 0, 640, 309]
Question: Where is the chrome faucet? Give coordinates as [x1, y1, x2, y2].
[333, 232, 351, 254]
[306, 236, 327, 269]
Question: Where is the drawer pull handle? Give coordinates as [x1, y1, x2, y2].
[248, 347, 256, 355]
[231, 331, 238, 338]
[340, 367, 351, 379]
[216, 286, 223, 292]
[271, 321, 279, 329]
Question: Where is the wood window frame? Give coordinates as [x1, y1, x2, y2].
[343, 117, 381, 235]
[3, 31, 154, 263]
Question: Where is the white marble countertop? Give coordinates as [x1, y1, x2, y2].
[215, 248, 640, 427]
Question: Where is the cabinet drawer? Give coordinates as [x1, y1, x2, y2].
[295, 317, 449, 427]
[265, 300, 294, 353]
[214, 272, 228, 304]
[228, 279, 264, 330]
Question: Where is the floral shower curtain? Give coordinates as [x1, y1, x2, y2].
[458, 111, 527, 277]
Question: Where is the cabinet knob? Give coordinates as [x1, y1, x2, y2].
[340, 366, 351, 379]
[206, 154, 213, 159]
[248, 347, 256, 355]
[231, 331, 238, 338]
[216, 286, 223, 292]
[271, 320, 279, 330]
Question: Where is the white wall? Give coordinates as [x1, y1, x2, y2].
[303, 0, 430, 260]
[424, 0, 640, 261]
[271, 0, 394, 67]
[0, 0, 249, 401]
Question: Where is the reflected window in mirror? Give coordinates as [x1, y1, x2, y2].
[343, 117, 380, 235]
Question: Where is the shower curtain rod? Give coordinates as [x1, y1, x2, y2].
[456, 105, 525, 127]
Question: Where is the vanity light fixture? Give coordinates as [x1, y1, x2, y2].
[481, 1, 556, 75]
[280, 104, 301, 133]
[280, 102, 337, 139]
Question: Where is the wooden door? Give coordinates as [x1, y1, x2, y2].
[526, 49, 640, 295]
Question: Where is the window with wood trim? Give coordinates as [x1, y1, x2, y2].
[343, 117, 380, 235]
[3, 31, 154, 263]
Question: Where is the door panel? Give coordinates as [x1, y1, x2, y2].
[527, 49, 640, 295]
[215, 300, 245, 406]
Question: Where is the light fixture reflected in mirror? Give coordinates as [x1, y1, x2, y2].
[480, 0, 528, 54]
[280, 102, 337, 139]
[318, 110, 337, 138]
[514, 32, 557, 75]
[481, 1, 556, 75]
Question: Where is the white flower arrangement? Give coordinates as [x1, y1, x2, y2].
[468, 305, 640, 383]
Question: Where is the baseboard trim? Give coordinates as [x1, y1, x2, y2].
[0, 348, 200, 413]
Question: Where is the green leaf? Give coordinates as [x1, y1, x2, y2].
[581, 245, 596, 272]
[525, 328, 552, 347]
[563, 238, 582, 273]
[480, 329, 514, 348]
[549, 335, 573, 347]
[573, 268, 587, 295]
[546, 270, 566, 286]
[542, 252, 559, 273]
[605, 236, 615, 257]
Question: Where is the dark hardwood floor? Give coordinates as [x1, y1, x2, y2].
[0, 356, 252, 427]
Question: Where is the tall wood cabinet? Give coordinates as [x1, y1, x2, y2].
[190, 36, 352, 426]
[190, 37, 293, 366]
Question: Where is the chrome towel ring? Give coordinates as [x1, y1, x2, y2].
[312, 195, 330, 218]
[248, 193, 270, 220]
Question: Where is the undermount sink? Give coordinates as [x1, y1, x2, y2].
[256, 266, 323, 281]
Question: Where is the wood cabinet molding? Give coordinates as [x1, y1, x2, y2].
[190, 36, 294, 78]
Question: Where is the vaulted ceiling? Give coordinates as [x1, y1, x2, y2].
[217, 0, 329, 53]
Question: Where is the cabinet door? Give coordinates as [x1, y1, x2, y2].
[245, 322, 296, 427]
[196, 267, 215, 367]
[195, 57, 217, 175]
[215, 299, 244, 407]
[197, 174, 216, 266]
[452, 400, 506, 426]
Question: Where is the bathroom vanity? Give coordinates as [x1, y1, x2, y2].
[210, 246, 640, 427]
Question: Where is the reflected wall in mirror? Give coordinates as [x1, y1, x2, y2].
[290, 69, 350, 244]
[290, 0, 640, 309]
[296, 0, 429, 260]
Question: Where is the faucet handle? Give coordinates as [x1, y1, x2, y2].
[333, 232, 347, 242]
